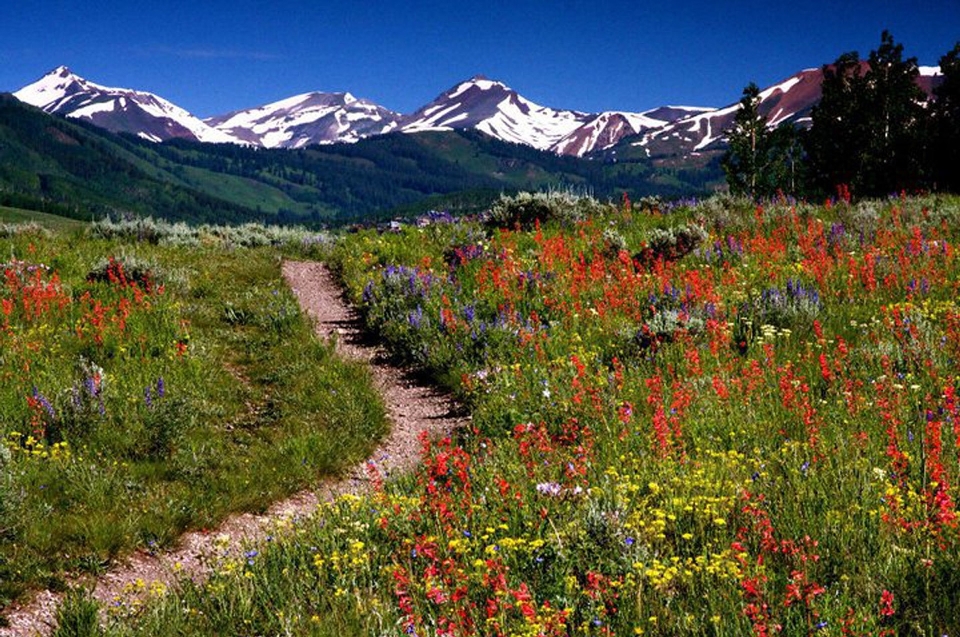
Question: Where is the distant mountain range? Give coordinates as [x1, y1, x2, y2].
[395, 75, 709, 156]
[1, 64, 945, 227]
[0, 91, 720, 227]
[14, 67, 705, 156]
[16, 64, 941, 161]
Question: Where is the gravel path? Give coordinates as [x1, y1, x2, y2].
[0, 261, 465, 636]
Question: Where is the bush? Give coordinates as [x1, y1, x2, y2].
[88, 216, 316, 248]
[0, 444, 21, 540]
[634, 224, 708, 267]
[636, 195, 663, 214]
[600, 228, 628, 259]
[86, 255, 164, 290]
[88, 216, 167, 244]
[484, 191, 609, 229]
[0, 222, 52, 239]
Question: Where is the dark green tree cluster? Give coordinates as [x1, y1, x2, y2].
[724, 32, 960, 199]
[721, 83, 804, 197]
[930, 42, 960, 192]
[807, 31, 928, 196]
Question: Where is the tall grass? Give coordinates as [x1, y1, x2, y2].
[47, 193, 960, 636]
[0, 222, 386, 613]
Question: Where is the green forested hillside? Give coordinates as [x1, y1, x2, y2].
[0, 94, 721, 224]
[0, 95, 267, 224]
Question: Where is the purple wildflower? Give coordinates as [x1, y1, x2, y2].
[32, 387, 55, 421]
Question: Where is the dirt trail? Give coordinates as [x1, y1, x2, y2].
[0, 261, 465, 637]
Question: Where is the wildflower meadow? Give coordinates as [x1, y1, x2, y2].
[11, 190, 960, 636]
[0, 218, 386, 615]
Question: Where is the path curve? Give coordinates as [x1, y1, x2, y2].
[0, 261, 465, 636]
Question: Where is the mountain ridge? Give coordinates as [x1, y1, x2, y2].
[13, 66, 243, 145]
[12, 67, 714, 156]
[12, 64, 944, 161]
[638, 64, 944, 159]
[0, 93, 722, 226]
[204, 91, 401, 148]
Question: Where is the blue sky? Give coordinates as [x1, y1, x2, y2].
[2, 1, 958, 117]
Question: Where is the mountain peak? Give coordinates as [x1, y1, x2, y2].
[452, 75, 510, 93]
[204, 89, 401, 148]
[14, 67, 243, 145]
[14, 66, 88, 107]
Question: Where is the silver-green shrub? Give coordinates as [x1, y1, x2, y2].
[0, 444, 21, 539]
[485, 191, 610, 229]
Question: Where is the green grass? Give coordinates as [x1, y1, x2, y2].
[0, 224, 387, 614]
[63, 192, 960, 637]
[0, 205, 87, 231]
[176, 165, 336, 218]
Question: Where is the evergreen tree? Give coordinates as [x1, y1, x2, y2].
[860, 30, 925, 194]
[722, 83, 768, 196]
[806, 32, 927, 197]
[930, 42, 960, 192]
[723, 83, 807, 198]
[806, 52, 868, 196]
[766, 124, 806, 196]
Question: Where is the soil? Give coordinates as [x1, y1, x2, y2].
[0, 260, 466, 637]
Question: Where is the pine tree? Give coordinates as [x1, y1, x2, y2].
[930, 42, 960, 192]
[806, 32, 927, 198]
[860, 30, 925, 194]
[723, 83, 808, 198]
[766, 123, 806, 196]
[722, 83, 768, 197]
[806, 52, 868, 196]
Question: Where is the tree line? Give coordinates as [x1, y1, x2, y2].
[722, 32, 960, 199]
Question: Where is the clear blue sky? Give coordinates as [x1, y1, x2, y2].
[2, 1, 958, 117]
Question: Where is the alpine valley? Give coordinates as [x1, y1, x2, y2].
[0, 64, 943, 224]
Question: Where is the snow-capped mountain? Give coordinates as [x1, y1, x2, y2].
[399, 76, 586, 149]
[13, 66, 242, 144]
[638, 68, 825, 156]
[206, 92, 401, 148]
[638, 65, 944, 157]
[13, 65, 944, 161]
[398, 75, 696, 156]
[552, 107, 710, 156]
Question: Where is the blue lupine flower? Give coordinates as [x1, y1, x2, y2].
[32, 387, 55, 420]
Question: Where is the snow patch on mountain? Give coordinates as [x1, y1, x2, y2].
[759, 76, 802, 101]
[400, 76, 691, 156]
[14, 66, 242, 144]
[206, 91, 401, 148]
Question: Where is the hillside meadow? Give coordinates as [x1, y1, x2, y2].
[7, 191, 960, 636]
[0, 217, 387, 615]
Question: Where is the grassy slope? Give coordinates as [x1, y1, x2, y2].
[0, 226, 388, 611]
[0, 205, 86, 230]
[78, 194, 960, 637]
